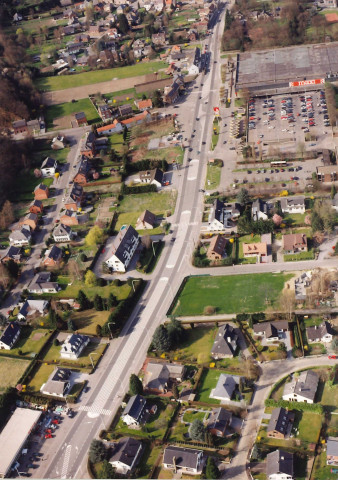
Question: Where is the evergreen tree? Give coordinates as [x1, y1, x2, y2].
[67, 318, 76, 331]
[172, 383, 179, 400]
[152, 324, 172, 352]
[189, 419, 205, 442]
[236, 188, 250, 206]
[205, 457, 221, 479]
[129, 373, 143, 395]
[118, 13, 129, 34]
[77, 290, 91, 310]
[123, 125, 128, 142]
[98, 460, 115, 479]
[89, 439, 106, 463]
[167, 317, 185, 346]
[94, 294, 104, 311]
[107, 293, 118, 309]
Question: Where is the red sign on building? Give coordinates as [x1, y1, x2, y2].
[289, 79, 325, 87]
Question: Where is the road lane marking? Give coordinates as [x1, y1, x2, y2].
[60, 444, 71, 479]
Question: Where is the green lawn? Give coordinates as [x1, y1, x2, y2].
[320, 382, 338, 412]
[311, 451, 337, 480]
[196, 369, 223, 404]
[42, 339, 106, 369]
[11, 173, 54, 203]
[115, 212, 163, 236]
[27, 363, 55, 393]
[137, 444, 162, 479]
[45, 98, 100, 129]
[173, 273, 293, 316]
[283, 212, 307, 227]
[238, 234, 261, 264]
[0, 357, 31, 392]
[35, 61, 168, 91]
[118, 191, 177, 215]
[0, 328, 51, 359]
[211, 120, 220, 150]
[142, 146, 184, 165]
[182, 409, 210, 423]
[108, 133, 126, 155]
[284, 250, 315, 262]
[69, 309, 111, 336]
[205, 164, 222, 190]
[171, 327, 216, 364]
[55, 277, 131, 301]
[298, 412, 322, 443]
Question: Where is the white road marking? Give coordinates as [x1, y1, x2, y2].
[79, 405, 112, 416]
[60, 444, 71, 479]
[187, 159, 199, 181]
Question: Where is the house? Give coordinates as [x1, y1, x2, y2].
[17, 299, 49, 320]
[282, 233, 307, 254]
[64, 184, 84, 211]
[163, 76, 185, 104]
[9, 226, 31, 246]
[28, 272, 60, 294]
[60, 210, 79, 226]
[118, 104, 133, 117]
[41, 157, 58, 177]
[280, 196, 305, 214]
[121, 110, 152, 129]
[41, 368, 72, 397]
[211, 324, 239, 359]
[207, 235, 227, 261]
[306, 321, 333, 344]
[322, 0, 338, 7]
[73, 157, 91, 185]
[96, 120, 123, 136]
[80, 131, 96, 158]
[53, 223, 73, 243]
[97, 104, 113, 122]
[294, 271, 312, 301]
[266, 450, 294, 480]
[253, 320, 289, 342]
[163, 446, 204, 475]
[60, 334, 90, 359]
[152, 32, 166, 45]
[0, 246, 22, 264]
[135, 99, 153, 111]
[282, 370, 319, 404]
[206, 407, 233, 437]
[135, 210, 156, 230]
[121, 394, 147, 426]
[34, 183, 49, 200]
[20, 213, 38, 231]
[327, 437, 338, 465]
[105, 225, 139, 272]
[243, 242, 267, 260]
[143, 361, 185, 394]
[12, 119, 28, 135]
[0, 323, 21, 350]
[42, 245, 63, 267]
[267, 407, 295, 439]
[316, 165, 338, 183]
[207, 199, 240, 232]
[109, 437, 143, 474]
[74, 112, 88, 127]
[29, 200, 43, 215]
[252, 199, 268, 221]
[138, 169, 163, 189]
[210, 374, 241, 402]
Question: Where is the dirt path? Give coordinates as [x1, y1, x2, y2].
[42, 74, 150, 106]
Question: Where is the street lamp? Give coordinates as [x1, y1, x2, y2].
[131, 279, 141, 293]
[89, 352, 98, 369]
[151, 240, 160, 257]
[108, 322, 115, 339]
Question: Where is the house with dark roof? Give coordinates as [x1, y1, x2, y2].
[267, 407, 295, 439]
[253, 321, 289, 342]
[211, 324, 239, 359]
[135, 210, 157, 230]
[210, 374, 241, 403]
[282, 370, 319, 404]
[109, 437, 143, 474]
[105, 225, 139, 272]
[41, 157, 58, 177]
[0, 246, 22, 264]
[138, 169, 163, 190]
[282, 233, 307, 254]
[163, 446, 204, 475]
[61, 334, 89, 360]
[34, 183, 49, 200]
[207, 235, 227, 261]
[327, 436, 338, 465]
[79, 131, 96, 158]
[118, 104, 133, 117]
[42, 245, 63, 267]
[17, 299, 49, 320]
[9, 226, 32, 247]
[29, 200, 43, 215]
[121, 394, 147, 426]
[206, 199, 240, 232]
[306, 321, 333, 344]
[28, 272, 60, 294]
[163, 75, 185, 104]
[266, 449, 294, 480]
[53, 223, 74, 243]
[41, 368, 72, 397]
[143, 362, 185, 394]
[252, 199, 268, 221]
[12, 119, 28, 135]
[74, 112, 87, 127]
[60, 210, 79, 226]
[206, 407, 232, 437]
[0, 323, 21, 350]
[73, 157, 92, 185]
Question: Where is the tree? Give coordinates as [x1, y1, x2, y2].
[123, 125, 128, 142]
[0, 263, 11, 289]
[206, 430, 214, 448]
[47, 308, 57, 329]
[98, 460, 115, 479]
[274, 200, 283, 217]
[205, 457, 220, 479]
[80, 253, 87, 262]
[118, 14, 129, 34]
[67, 318, 76, 331]
[151, 89, 164, 108]
[332, 337, 338, 354]
[129, 373, 143, 395]
[0, 314, 6, 327]
[85, 270, 97, 287]
[85, 226, 104, 247]
[77, 290, 91, 310]
[89, 439, 106, 463]
[311, 210, 323, 233]
[53, 339, 60, 347]
[272, 214, 283, 226]
[172, 383, 179, 400]
[189, 419, 205, 442]
[107, 293, 118, 309]
[6, 259, 19, 279]
[236, 188, 250, 206]
[152, 324, 172, 352]
[167, 317, 185, 347]
[96, 324, 102, 336]
[94, 294, 104, 311]
[279, 289, 295, 322]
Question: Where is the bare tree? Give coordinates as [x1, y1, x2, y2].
[142, 235, 152, 250]
[278, 288, 295, 322]
[0, 263, 11, 289]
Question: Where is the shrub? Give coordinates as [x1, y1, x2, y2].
[53, 339, 60, 347]
[203, 306, 216, 315]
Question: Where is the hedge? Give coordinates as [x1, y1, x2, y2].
[121, 184, 157, 194]
[125, 159, 168, 174]
[265, 398, 323, 414]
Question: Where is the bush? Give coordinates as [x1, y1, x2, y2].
[53, 339, 60, 347]
[80, 253, 87, 262]
[265, 398, 323, 414]
[203, 306, 216, 315]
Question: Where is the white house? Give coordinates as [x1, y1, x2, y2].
[205, 199, 240, 232]
[0, 322, 21, 350]
[163, 446, 204, 475]
[28, 272, 60, 294]
[17, 299, 49, 320]
[60, 334, 90, 360]
[41, 368, 72, 398]
[41, 157, 58, 177]
[282, 370, 318, 404]
[105, 225, 139, 272]
[137, 168, 163, 190]
[306, 321, 333, 344]
[121, 394, 146, 426]
[9, 226, 32, 246]
[280, 196, 305, 214]
[53, 223, 74, 243]
[266, 450, 294, 480]
[109, 437, 143, 474]
[252, 199, 268, 221]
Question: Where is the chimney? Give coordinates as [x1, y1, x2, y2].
[173, 456, 177, 474]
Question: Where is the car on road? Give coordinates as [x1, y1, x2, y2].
[328, 355, 337, 359]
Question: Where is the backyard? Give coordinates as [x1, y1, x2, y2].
[11, 173, 53, 203]
[0, 357, 31, 392]
[41, 339, 106, 369]
[311, 451, 337, 480]
[70, 309, 111, 336]
[55, 277, 131, 301]
[117, 191, 177, 216]
[171, 327, 216, 364]
[196, 368, 223, 404]
[173, 273, 293, 316]
[0, 328, 52, 359]
[320, 381, 338, 412]
[45, 98, 100, 129]
[27, 363, 55, 393]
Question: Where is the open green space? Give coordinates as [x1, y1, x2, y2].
[171, 327, 216, 364]
[137, 444, 162, 479]
[0, 328, 51, 359]
[42, 339, 106, 369]
[108, 133, 126, 155]
[196, 368, 223, 404]
[55, 277, 131, 301]
[182, 409, 210, 424]
[45, 98, 101, 130]
[320, 382, 338, 412]
[173, 273, 293, 316]
[284, 250, 315, 262]
[283, 212, 307, 227]
[297, 412, 322, 443]
[205, 164, 222, 190]
[70, 310, 113, 337]
[115, 212, 163, 236]
[0, 357, 31, 392]
[35, 61, 168, 91]
[142, 146, 184, 164]
[311, 451, 337, 480]
[11, 173, 53, 203]
[211, 120, 220, 150]
[31, 139, 70, 165]
[27, 363, 55, 393]
[118, 191, 177, 215]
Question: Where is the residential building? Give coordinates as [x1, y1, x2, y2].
[252, 199, 268, 221]
[253, 320, 288, 341]
[65, 184, 84, 211]
[9, 226, 31, 246]
[121, 110, 152, 129]
[34, 183, 49, 200]
[97, 104, 113, 121]
[12, 119, 28, 135]
[282, 370, 319, 404]
[60, 210, 79, 226]
[211, 324, 239, 359]
[96, 120, 123, 136]
[73, 157, 91, 185]
[207, 199, 240, 232]
[294, 271, 312, 301]
[17, 299, 49, 320]
[0, 246, 22, 264]
[74, 112, 88, 126]
[210, 374, 242, 402]
[266, 450, 294, 480]
[135, 99, 153, 111]
[163, 75, 185, 104]
[0, 322, 21, 350]
[163, 446, 204, 475]
[135, 210, 156, 230]
[243, 242, 267, 260]
[267, 407, 295, 439]
[29, 200, 43, 215]
[280, 196, 305, 214]
[28, 272, 60, 294]
[323, 0, 337, 7]
[327, 436, 338, 465]
[138, 168, 163, 189]
[282, 233, 307, 254]
[152, 32, 166, 45]
[80, 131, 96, 158]
[118, 104, 133, 116]
[143, 361, 185, 393]
[317, 165, 338, 183]
[42, 245, 63, 267]
[207, 235, 227, 261]
[109, 437, 143, 474]
[60, 334, 90, 359]
[306, 321, 333, 344]
[206, 407, 232, 437]
[53, 223, 73, 242]
[121, 394, 147, 426]
[41, 368, 72, 397]
[105, 225, 139, 272]
[41, 157, 58, 177]
[20, 213, 38, 231]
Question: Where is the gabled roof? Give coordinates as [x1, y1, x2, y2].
[61, 334, 89, 356]
[13, 119, 27, 128]
[43, 368, 72, 395]
[121, 110, 150, 126]
[109, 437, 142, 468]
[53, 223, 72, 237]
[41, 157, 57, 169]
[163, 446, 203, 469]
[207, 407, 232, 433]
[267, 407, 295, 435]
[243, 242, 267, 256]
[46, 245, 62, 261]
[9, 227, 32, 242]
[0, 322, 20, 347]
[136, 210, 156, 227]
[283, 370, 319, 401]
[122, 394, 146, 421]
[280, 196, 305, 209]
[136, 99, 153, 110]
[1, 246, 21, 260]
[253, 320, 288, 336]
[327, 437, 338, 457]
[211, 324, 239, 357]
[19, 299, 48, 318]
[282, 233, 307, 251]
[110, 225, 139, 265]
[208, 235, 227, 257]
[212, 374, 238, 399]
[266, 449, 293, 477]
[34, 183, 48, 192]
[75, 112, 86, 120]
[306, 321, 332, 341]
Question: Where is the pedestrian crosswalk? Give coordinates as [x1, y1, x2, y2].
[79, 405, 112, 416]
[60, 444, 71, 479]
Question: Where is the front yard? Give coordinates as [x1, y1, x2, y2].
[55, 277, 131, 301]
[41, 339, 106, 370]
[238, 234, 261, 264]
[70, 309, 111, 336]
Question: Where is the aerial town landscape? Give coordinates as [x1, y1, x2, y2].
[0, 0, 338, 478]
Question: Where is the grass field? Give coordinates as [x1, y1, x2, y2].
[173, 273, 293, 316]
[298, 412, 322, 443]
[311, 451, 337, 480]
[108, 133, 126, 155]
[27, 363, 55, 393]
[320, 382, 338, 412]
[55, 277, 131, 301]
[196, 368, 223, 404]
[115, 211, 164, 236]
[171, 327, 216, 364]
[118, 191, 177, 215]
[284, 250, 315, 262]
[0, 357, 31, 392]
[70, 310, 111, 336]
[45, 98, 100, 129]
[42, 338, 106, 368]
[205, 164, 222, 190]
[35, 61, 168, 91]
[0, 328, 51, 359]
[182, 409, 210, 423]
[11, 174, 53, 203]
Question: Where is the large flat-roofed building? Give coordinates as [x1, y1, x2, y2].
[236, 42, 338, 95]
[0, 408, 41, 478]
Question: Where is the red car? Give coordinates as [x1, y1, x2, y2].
[52, 419, 59, 425]
[328, 355, 337, 359]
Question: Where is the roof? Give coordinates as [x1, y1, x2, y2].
[118, 104, 133, 115]
[327, 437, 338, 457]
[96, 119, 120, 133]
[13, 119, 27, 128]
[266, 449, 294, 477]
[34, 183, 48, 192]
[317, 165, 338, 174]
[61, 334, 89, 356]
[46, 245, 62, 261]
[0, 408, 42, 478]
[267, 407, 295, 435]
[9, 227, 31, 242]
[306, 321, 332, 341]
[283, 370, 319, 401]
[282, 233, 307, 251]
[139, 168, 163, 184]
[212, 374, 239, 400]
[19, 299, 48, 318]
[54, 223, 72, 237]
[163, 446, 203, 469]
[144, 362, 184, 390]
[1, 245, 21, 260]
[41, 156, 57, 169]
[252, 198, 268, 218]
[136, 99, 153, 109]
[207, 407, 232, 433]
[122, 394, 146, 420]
[211, 324, 239, 357]
[208, 235, 227, 256]
[43, 368, 72, 395]
[110, 225, 139, 265]
[109, 437, 142, 468]
[32, 199, 43, 208]
[280, 196, 305, 209]
[0, 322, 20, 347]
[75, 112, 86, 120]
[253, 320, 288, 336]
[121, 110, 150, 126]
[29, 271, 51, 286]
[243, 242, 267, 256]
[136, 210, 156, 227]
